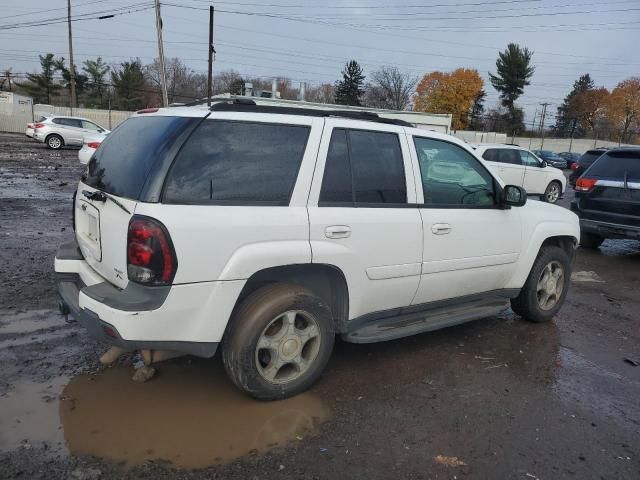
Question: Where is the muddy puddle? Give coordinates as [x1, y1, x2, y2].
[0, 360, 329, 468]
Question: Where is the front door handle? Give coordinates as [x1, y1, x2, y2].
[431, 223, 452, 235]
[325, 225, 351, 239]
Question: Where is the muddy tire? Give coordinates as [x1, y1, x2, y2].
[541, 180, 562, 204]
[46, 134, 64, 150]
[511, 245, 571, 323]
[580, 231, 604, 249]
[222, 283, 335, 400]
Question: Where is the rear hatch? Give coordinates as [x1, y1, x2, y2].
[76, 114, 201, 288]
[577, 150, 640, 227]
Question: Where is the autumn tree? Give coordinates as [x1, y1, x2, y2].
[335, 60, 365, 106]
[144, 57, 207, 104]
[306, 83, 335, 104]
[607, 77, 640, 143]
[572, 87, 610, 135]
[554, 73, 594, 138]
[364, 66, 417, 110]
[413, 68, 484, 130]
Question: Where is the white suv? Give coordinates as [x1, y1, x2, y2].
[55, 101, 579, 399]
[473, 144, 566, 203]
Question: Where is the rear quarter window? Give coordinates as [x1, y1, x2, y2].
[163, 120, 310, 205]
[587, 151, 640, 181]
[84, 116, 197, 200]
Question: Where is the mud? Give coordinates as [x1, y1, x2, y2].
[1, 133, 639, 479]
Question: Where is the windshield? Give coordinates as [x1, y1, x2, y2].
[83, 116, 197, 200]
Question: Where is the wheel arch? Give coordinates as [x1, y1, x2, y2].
[231, 263, 350, 333]
[45, 133, 64, 147]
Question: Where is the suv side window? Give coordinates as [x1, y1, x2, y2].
[519, 150, 540, 167]
[414, 137, 495, 207]
[319, 128, 407, 205]
[163, 120, 310, 205]
[483, 148, 520, 165]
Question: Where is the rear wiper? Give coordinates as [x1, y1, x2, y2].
[82, 190, 131, 214]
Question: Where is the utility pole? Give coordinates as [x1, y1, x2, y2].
[207, 5, 215, 106]
[154, 0, 168, 107]
[67, 0, 76, 114]
[539, 102, 549, 149]
[528, 109, 537, 150]
[568, 118, 577, 152]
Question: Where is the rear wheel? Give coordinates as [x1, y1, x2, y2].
[511, 245, 571, 323]
[580, 231, 604, 249]
[222, 283, 335, 400]
[541, 181, 561, 203]
[46, 134, 64, 150]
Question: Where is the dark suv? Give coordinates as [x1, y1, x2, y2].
[571, 148, 640, 248]
[569, 148, 607, 187]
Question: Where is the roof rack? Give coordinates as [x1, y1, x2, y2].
[206, 99, 414, 127]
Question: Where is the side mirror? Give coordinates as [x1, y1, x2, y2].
[540, 160, 547, 167]
[502, 185, 527, 207]
[98, 128, 104, 133]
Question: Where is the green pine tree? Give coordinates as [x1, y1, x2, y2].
[335, 60, 365, 106]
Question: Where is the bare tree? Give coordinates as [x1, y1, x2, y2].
[145, 57, 207, 104]
[364, 66, 417, 110]
[306, 83, 335, 104]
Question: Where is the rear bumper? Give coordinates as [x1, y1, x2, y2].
[55, 239, 245, 358]
[579, 217, 640, 240]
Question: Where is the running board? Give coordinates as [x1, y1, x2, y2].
[342, 297, 510, 344]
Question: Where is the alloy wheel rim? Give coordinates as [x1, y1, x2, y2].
[255, 310, 321, 385]
[49, 137, 61, 148]
[536, 260, 564, 310]
[546, 184, 560, 202]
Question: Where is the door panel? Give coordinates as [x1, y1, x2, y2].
[308, 119, 423, 320]
[520, 150, 549, 194]
[486, 161, 525, 187]
[409, 135, 522, 304]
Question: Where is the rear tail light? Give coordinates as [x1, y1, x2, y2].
[34, 123, 45, 129]
[87, 142, 101, 149]
[575, 178, 597, 192]
[127, 216, 177, 285]
[27, 123, 33, 128]
[570, 163, 579, 171]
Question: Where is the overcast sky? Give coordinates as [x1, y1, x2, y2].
[2, 0, 639, 124]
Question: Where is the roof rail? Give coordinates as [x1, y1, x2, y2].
[207, 101, 413, 127]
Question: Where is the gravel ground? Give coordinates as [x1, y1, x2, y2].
[0, 132, 639, 479]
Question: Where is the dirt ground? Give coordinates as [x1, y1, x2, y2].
[0, 132, 638, 479]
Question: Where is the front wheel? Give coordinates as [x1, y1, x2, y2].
[511, 245, 571, 323]
[541, 181, 562, 203]
[222, 283, 335, 400]
[46, 134, 64, 150]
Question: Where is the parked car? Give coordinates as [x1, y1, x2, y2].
[55, 102, 579, 400]
[558, 151, 581, 169]
[25, 115, 49, 139]
[569, 148, 608, 187]
[571, 147, 640, 248]
[532, 150, 568, 169]
[33, 116, 110, 150]
[473, 144, 566, 203]
[78, 132, 108, 165]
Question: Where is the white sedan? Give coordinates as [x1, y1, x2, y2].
[78, 133, 107, 165]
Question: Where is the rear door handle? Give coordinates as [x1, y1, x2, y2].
[431, 223, 452, 235]
[325, 225, 351, 239]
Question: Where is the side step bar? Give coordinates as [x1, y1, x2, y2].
[342, 293, 514, 344]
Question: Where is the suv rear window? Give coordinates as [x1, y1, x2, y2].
[84, 116, 196, 200]
[482, 148, 520, 165]
[163, 120, 310, 205]
[579, 150, 605, 166]
[587, 150, 640, 180]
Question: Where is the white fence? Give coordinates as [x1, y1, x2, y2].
[0, 104, 132, 134]
[453, 130, 633, 154]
